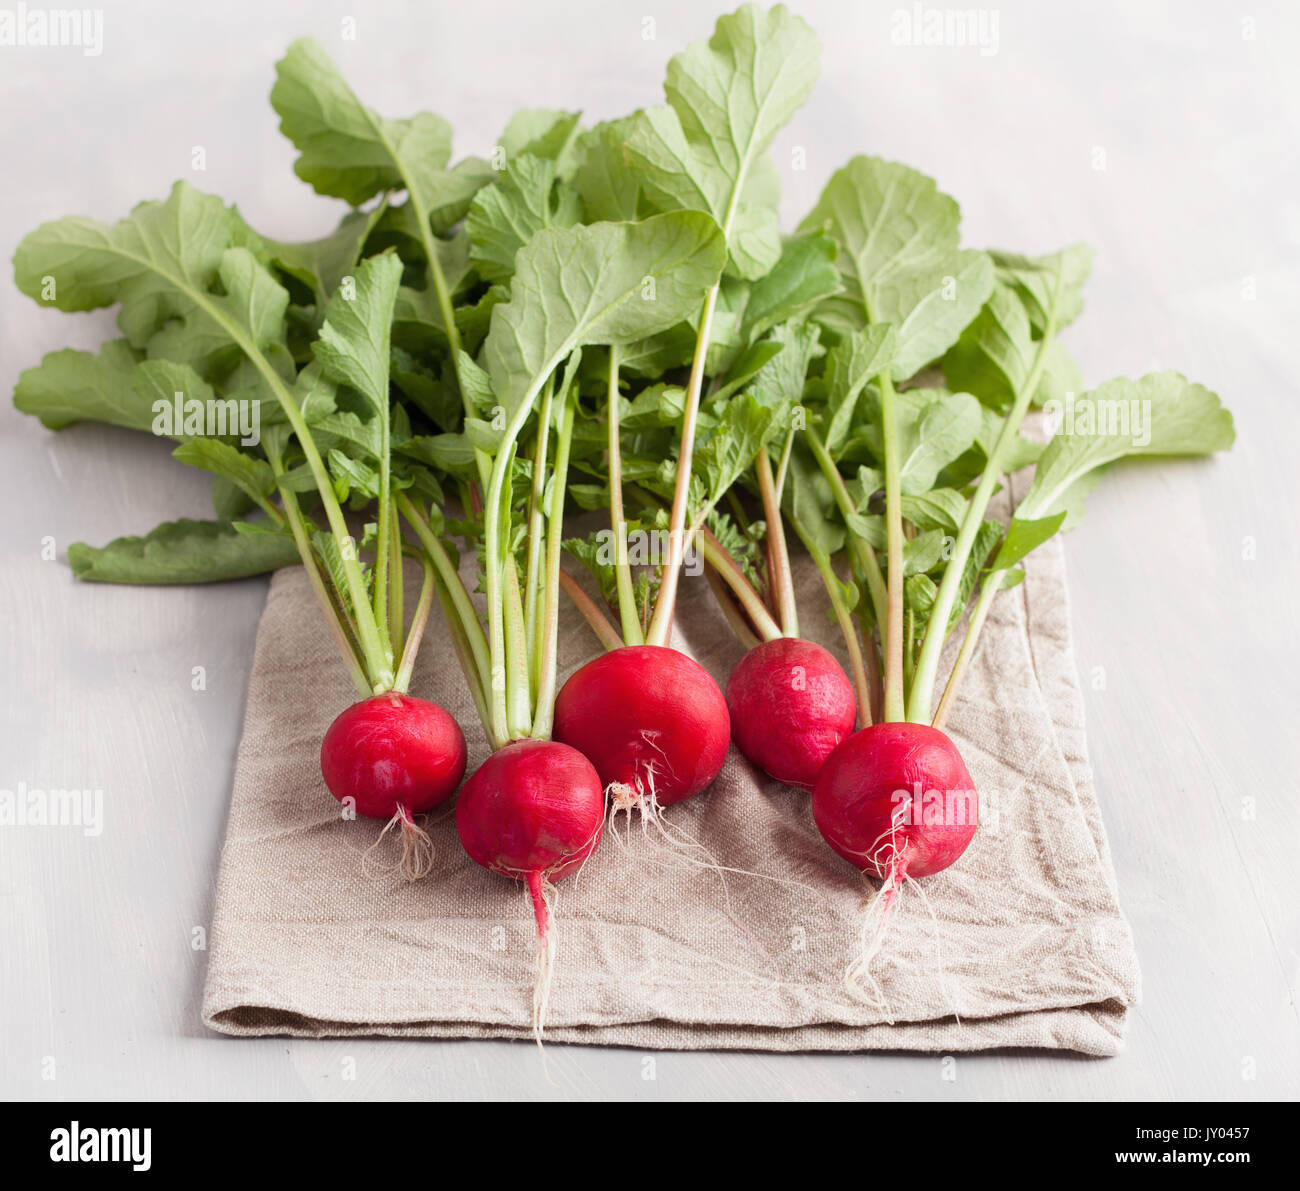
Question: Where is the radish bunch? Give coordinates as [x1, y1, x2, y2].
[16, 1, 1236, 1018]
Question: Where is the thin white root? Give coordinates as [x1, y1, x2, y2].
[525, 871, 559, 1054]
[359, 807, 436, 883]
[397, 811, 436, 881]
[844, 859, 904, 1014]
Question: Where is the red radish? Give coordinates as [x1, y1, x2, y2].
[726, 637, 857, 789]
[320, 693, 467, 878]
[553, 644, 730, 811]
[456, 739, 605, 1033]
[812, 721, 977, 1001]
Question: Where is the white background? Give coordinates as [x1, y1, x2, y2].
[1, 0, 1297, 1100]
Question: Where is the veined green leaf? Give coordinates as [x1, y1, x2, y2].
[989, 511, 1068, 572]
[822, 324, 896, 453]
[68, 518, 299, 584]
[991, 243, 1093, 336]
[749, 320, 820, 409]
[14, 341, 146, 431]
[498, 109, 583, 175]
[272, 38, 491, 233]
[800, 156, 993, 379]
[467, 153, 583, 284]
[1019, 372, 1235, 526]
[482, 211, 726, 425]
[14, 183, 289, 379]
[574, 118, 643, 222]
[264, 204, 387, 309]
[625, 3, 820, 278]
[311, 253, 403, 417]
[172, 439, 277, 506]
[741, 230, 840, 340]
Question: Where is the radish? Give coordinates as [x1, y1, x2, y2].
[812, 722, 976, 1002]
[812, 722, 977, 881]
[554, 645, 730, 809]
[725, 637, 856, 789]
[320, 693, 467, 878]
[698, 443, 868, 791]
[456, 739, 604, 1017]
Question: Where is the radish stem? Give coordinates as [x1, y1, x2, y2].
[522, 374, 555, 681]
[531, 390, 577, 741]
[878, 370, 905, 722]
[696, 526, 782, 642]
[645, 285, 719, 647]
[755, 447, 797, 637]
[393, 552, 435, 694]
[703, 562, 762, 650]
[606, 344, 643, 646]
[558, 568, 623, 652]
[503, 557, 532, 739]
[933, 570, 1004, 730]
[907, 269, 1063, 724]
[787, 512, 873, 729]
[396, 492, 492, 703]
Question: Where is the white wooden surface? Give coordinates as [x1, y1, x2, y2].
[2, 0, 1296, 1101]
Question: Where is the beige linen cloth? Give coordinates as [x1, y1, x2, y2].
[202, 471, 1141, 1055]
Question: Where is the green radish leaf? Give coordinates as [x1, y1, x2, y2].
[989, 511, 1068, 571]
[327, 448, 383, 501]
[942, 283, 1036, 411]
[741, 231, 841, 340]
[625, 3, 820, 279]
[482, 211, 726, 425]
[311, 252, 403, 419]
[901, 487, 968, 533]
[14, 182, 290, 377]
[800, 156, 993, 379]
[709, 340, 784, 403]
[749, 320, 821, 409]
[263, 204, 388, 309]
[822, 324, 896, 453]
[397, 432, 479, 478]
[695, 391, 786, 507]
[574, 118, 643, 222]
[273, 38, 473, 222]
[990, 243, 1093, 336]
[903, 529, 947, 576]
[14, 341, 147, 431]
[173, 439, 277, 506]
[867, 388, 982, 494]
[498, 109, 583, 171]
[212, 477, 255, 521]
[68, 518, 299, 584]
[563, 532, 620, 608]
[1019, 372, 1235, 526]
[467, 153, 583, 284]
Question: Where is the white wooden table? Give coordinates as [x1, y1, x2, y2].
[2, 0, 1296, 1100]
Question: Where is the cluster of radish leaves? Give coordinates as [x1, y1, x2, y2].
[13, 0, 1235, 746]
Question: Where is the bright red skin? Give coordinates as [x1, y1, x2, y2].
[320, 694, 467, 820]
[726, 637, 857, 789]
[455, 739, 605, 881]
[812, 722, 978, 879]
[552, 645, 730, 806]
